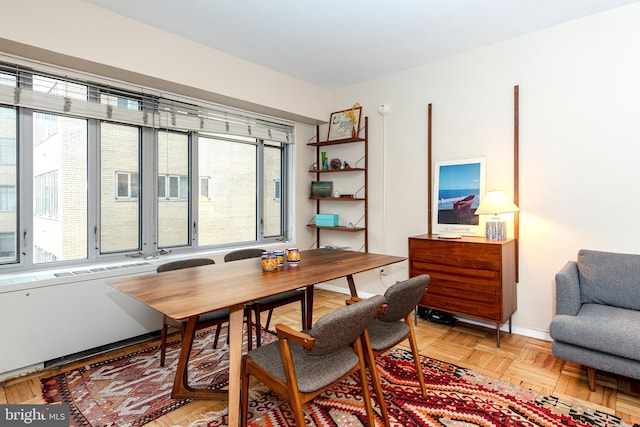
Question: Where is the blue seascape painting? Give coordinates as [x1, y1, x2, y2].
[437, 162, 481, 210]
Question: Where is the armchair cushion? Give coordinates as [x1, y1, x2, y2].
[247, 342, 358, 393]
[550, 303, 640, 361]
[578, 249, 640, 311]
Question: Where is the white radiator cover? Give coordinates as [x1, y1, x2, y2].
[0, 265, 162, 377]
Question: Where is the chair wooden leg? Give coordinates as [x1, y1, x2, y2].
[300, 296, 307, 330]
[160, 317, 168, 367]
[363, 332, 390, 426]
[407, 318, 428, 397]
[264, 309, 274, 332]
[587, 366, 597, 391]
[246, 306, 254, 351]
[254, 306, 263, 348]
[354, 338, 377, 427]
[213, 324, 222, 348]
[240, 356, 250, 427]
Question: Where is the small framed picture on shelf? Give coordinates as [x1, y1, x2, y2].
[310, 181, 334, 198]
[328, 106, 362, 140]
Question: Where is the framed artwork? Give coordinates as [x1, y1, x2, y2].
[328, 106, 362, 140]
[432, 157, 486, 236]
[310, 181, 333, 198]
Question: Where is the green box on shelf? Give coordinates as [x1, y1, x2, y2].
[316, 214, 339, 227]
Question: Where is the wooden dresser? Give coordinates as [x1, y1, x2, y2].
[408, 234, 517, 346]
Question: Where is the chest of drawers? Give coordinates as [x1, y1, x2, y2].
[408, 234, 517, 345]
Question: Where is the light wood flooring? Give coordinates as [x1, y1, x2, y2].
[2, 289, 639, 426]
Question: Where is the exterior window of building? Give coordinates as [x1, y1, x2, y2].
[0, 185, 16, 211]
[0, 231, 15, 258]
[273, 180, 281, 201]
[34, 171, 58, 218]
[115, 172, 139, 199]
[200, 177, 210, 199]
[0, 105, 16, 264]
[264, 143, 283, 237]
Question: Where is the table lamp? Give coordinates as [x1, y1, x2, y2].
[474, 190, 519, 240]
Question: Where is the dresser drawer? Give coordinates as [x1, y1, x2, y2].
[422, 292, 501, 320]
[409, 239, 502, 271]
[411, 261, 500, 293]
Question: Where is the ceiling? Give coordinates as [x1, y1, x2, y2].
[87, 0, 639, 89]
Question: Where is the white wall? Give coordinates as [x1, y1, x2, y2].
[331, 3, 640, 335]
[1, 1, 639, 368]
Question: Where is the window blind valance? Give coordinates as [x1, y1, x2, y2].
[0, 59, 295, 144]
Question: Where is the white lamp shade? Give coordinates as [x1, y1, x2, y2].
[474, 191, 519, 216]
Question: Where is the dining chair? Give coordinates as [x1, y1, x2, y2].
[224, 248, 306, 350]
[240, 295, 389, 427]
[363, 274, 430, 397]
[156, 258, 230, 367]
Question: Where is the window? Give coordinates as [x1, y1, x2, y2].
[101, 122, 140, 253]
[200, 177, 210, 199]
[33, 112, 88, 264]
[157, 130, 189, 247]
[0, 106, 17, 264]
[197, 134, 257, 246]
[273, 180, 281, 201]
[34, 171, 59, 218]
[0, 186, 16, 211]
[0, 60, 293, 271]
[115, 172, 139, 199]
[0, 232, 16, 259]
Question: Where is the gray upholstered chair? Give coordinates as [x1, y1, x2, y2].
[225, 248, 306, 350]
[240, 295, 389, 427]
[365, 274, 430, 397]
[156, 258, 229, 367]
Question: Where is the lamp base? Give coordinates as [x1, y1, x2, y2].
[485, 217, 506, 240]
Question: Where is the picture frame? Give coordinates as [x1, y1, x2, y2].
[327, 106, 362, 140]
[310, 181, 334, 198]
[432, 157, 486, 236]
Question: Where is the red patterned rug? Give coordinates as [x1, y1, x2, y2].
[40, 327, 276, 427]
[41, 333, 638, 427]
[195, 348, 638, 427]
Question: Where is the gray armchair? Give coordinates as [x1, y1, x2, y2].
[241, 295, 389, 427]
[366, 274, 430, 397]
[549, 249, 640, 391]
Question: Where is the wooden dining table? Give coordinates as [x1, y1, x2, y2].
[107, 248, 406, 427]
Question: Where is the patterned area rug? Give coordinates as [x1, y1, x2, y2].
[194, 348, 639, 427]
[40, 327, 276, 427]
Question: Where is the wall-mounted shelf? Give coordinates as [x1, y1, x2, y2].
[308, 168, 366, 173]
[307, 225, 366, 232]
[307, 117, 368, 252]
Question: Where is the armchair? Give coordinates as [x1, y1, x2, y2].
[241, 295, 389, 427]
[365, 274, 430, 397]
[549, 249, 640, 391]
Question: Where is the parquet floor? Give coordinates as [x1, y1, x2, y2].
[2, 289, 639, 426]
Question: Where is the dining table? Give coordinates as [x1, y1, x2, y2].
[107, 248, 406, 427]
